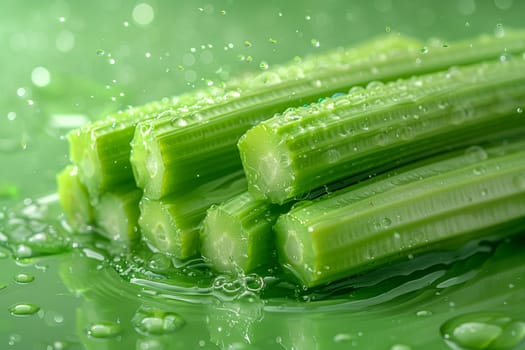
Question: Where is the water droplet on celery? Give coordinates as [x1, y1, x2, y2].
[465, 146, 488, 163]
[334, 333, 353, 342]
[9, 303, 40, 316]
[416, 310, 433, 317]
[259, 61, 269, 70]
[381, 217, 392, 228]
[96, 49, 105, 56]
[325, 149, 341, 164]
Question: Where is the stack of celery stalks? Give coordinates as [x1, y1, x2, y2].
[58, 31, 525, 288]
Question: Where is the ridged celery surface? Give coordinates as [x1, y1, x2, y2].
[68, 88, 227, 198]
[94, 185, 142, 242]
[239, 57, 525, 204]
[200, 192, 289, 273]
[130, 31, 525, 200]
[57, 165, 94, 230]
[138, 171, 247, 260]
[275, 138, 525, 287]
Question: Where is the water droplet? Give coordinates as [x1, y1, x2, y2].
[244, 40, 252, 47]
[334, 333, 354, 342]
[87, 322, 121, 338]
[421, 46, 429, 54]
[495, 23, 505, 38]
[416, 310, 433, 317]
[385, 25, 391, 32]
[465, 146, 488, 163]
[9, 303, 40, 316]
[96, 49, 105, 56]
[268, 37, 277, 44]
[14, 273, 35, 284]
[132, 308, 185, 336]
[359, 118, 370, 131]
[517, 107, 523, 114]
[148, 253, 172, 272]
[472, 165, 486, 176]
[441, 312, 525, 350]
[390, 345, 412, 350]
[325, 149, 341, 164]
[311, 39, 320, 47]
[259, 61, 269, 70]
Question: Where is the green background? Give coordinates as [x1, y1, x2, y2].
[1, 1, 524, 349]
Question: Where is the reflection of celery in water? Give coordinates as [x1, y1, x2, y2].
[56, 234, 525, 349]
[59, 250, 209, 349]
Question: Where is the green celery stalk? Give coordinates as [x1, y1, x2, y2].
[57, 165, 95, 230]
[239, 57, 525, 203]
[200, 192, 290, 273]
[68, 88, 227, 198]
[138, 171, 247, 260]
[94, 185, 142, 242]
[275, 137, 525, 287]
[129, 32, 525, 200]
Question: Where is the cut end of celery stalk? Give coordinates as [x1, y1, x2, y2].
[68, 129, 102, 198]
[200, 205, 248, 273]
[131, 123, 166, 199]
[95, 187, 141, 242]
[238, 124, 294, 204]
[138, 197, 200, 260]
[57, 165, 95, 230]
[274, 214, 315, 286]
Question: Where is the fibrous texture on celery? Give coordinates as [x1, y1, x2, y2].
[57, 165, 94, 230]
[200, 192, 288, 273]
[131, 32, 525, 200]
[138, 172, 247, 259]
[275, 138, 525, 287]
[95, 185, 142, 242]
[239, 57, 525, 204]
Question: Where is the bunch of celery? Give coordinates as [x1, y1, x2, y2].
[59, 31, 525, 287]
